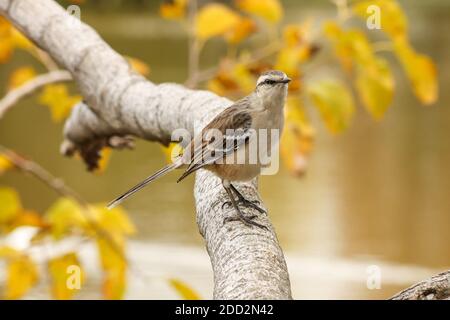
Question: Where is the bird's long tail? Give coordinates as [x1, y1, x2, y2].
[107, 161, 181, 209]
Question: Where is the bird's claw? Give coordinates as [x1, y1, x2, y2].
[223, 215, 268, 230]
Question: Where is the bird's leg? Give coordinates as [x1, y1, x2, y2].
[229, 183, 267, 214]
[222, 184, 267, 230]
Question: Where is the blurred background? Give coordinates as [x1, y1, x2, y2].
[0, 0, 449, 299]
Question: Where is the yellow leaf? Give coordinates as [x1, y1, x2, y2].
[4, 210, 48, 232]
[195, 4, 241, 40]
[126, 57, 150, 76]
[235, 0, 283, 24]
[5, 255, 39, 299]
[48, 253, 84, 300]
[355, 57, 394, 119]
[225, 17, 256, 44]
[169, 278, 201, 300]
[94, 147, 112, 174]
[307, 79, 355, 134]
[280, 98, 315, 176]
[0, 17, 14, 63]
[353, 0, 407, 39]
[7, 66, 36, 90]
[207, 62, 255, 97]
[0, 154, 13, 175]
[91, 204, 135, 236]
[394, 38, 438, 105]
[45, 198, 87, 239]
[160, 0, 187, 20]
[38, 84, 81, 122]
[11, 28, 33, 50]
[0, 187, 21, 224]
[0, 246, 20, 259]
[97, 238, 126, 300]
[160, 142, 183, 164]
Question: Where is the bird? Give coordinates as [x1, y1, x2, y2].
[107, 70, 291, 229]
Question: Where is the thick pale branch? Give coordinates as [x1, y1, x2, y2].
[0, 0, 292, 299]
[390, 270, 449, 300]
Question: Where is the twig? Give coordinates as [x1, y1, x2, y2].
[0, 70, 72, 119]
[185, 0, 201, 88]
[0, 146, 127, 263]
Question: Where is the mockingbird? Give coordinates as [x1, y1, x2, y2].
[107, 70, 291, 229]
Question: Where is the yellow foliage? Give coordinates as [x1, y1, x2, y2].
[91, 204, 136, 236]
[45, 198, 87, 239]
[5, 210, 48, 232]
[195, 4, 241, 40]
[0, 187, 21, 224]
[307, 79, 355, 134]
[324, 22, 395, 118]
[97, 237, 126, 300]
[281, 98, 315, 176]
[160, 0, 188, 20]
[0, 154, 13, 174]
[353, 0, 407, 39]
[394, 38, 438, 105]
[7, 66, 36, 90]
[169, 278, 201, 300]
[94, 147, 112, 174]
[355, 57, 394, 119]
[160, 142, 183, 164]
[0, 17, 13, 63]
[208, 62, 255, 97]
[4, 254, 39, 299]
[225, 17, 257, 44]
[38, 84, 81, 122]
[48, 253, 84, 300]
[235, 0, 283, 24]
[126, 56, 151, 76]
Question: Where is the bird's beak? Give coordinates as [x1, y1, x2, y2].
[279, 77, 291, 84]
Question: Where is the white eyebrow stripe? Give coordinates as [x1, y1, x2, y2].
[256, 75, 271, 86]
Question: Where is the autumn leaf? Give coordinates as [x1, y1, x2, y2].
[160, 142, 183, 164]
[0, 17, 13, 63]
[4, 254, 39, 299]
[97, 237, 126, 300]
[38, 84, 81, 122]
[281, 98, 315, 176]
[235, 0, 283, 24]
[195, 4, 241, 40]
[160, 0, 188, 20]
[0, 187, 21, 224]
[48, 253, 84, 300]
[355, 57, 395, 119]
[307, 79, 355, 134]
[45, 198, 87, 239]
[225, 17, 256, 44]
[7, 66, 36, 90]
[208, 61, 255, 97]
[353, 0, 407, 40]
[169, 278, 201, 300]
[4, 210, 48, 233]
[94, 147, 112, 174]
[91, 204, 135, 236]
[126, 56, 150, 76]
[0, 154, 13, 175]
[394, 38, 438, 105]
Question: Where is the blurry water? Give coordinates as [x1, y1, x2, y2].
[0, 1, 449, 299]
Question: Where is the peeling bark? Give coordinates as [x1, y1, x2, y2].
[0, 0, 292, 299]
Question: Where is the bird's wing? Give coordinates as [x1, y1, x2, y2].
[177, 99, 253, 182]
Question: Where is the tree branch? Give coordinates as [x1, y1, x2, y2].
[0, 70, 72, 119]
[0, 0, 292, 299]
[390, 270, 450, 300]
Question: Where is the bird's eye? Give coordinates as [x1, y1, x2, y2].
[265, 79, 275, 85]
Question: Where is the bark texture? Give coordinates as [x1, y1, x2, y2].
[390, 270, 449, 300]
[0, 0, 292, 299]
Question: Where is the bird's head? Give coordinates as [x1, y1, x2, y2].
[255, 70, 291, 103]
